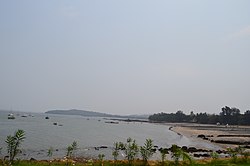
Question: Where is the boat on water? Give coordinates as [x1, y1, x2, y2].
[105, 121, 119, 124]
[8, 113, 15, 119]
[21, 114, 28, 117]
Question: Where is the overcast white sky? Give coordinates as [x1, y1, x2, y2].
[0, 0, 250, 115]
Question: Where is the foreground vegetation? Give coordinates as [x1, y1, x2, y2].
[1, 130, 250, 166]
[1, 157, 250, 166]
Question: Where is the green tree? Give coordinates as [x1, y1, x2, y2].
[175, 110, 186, 122]
[196, 112, 209, 124]
[5, 129, 25, 164]
[220, 106, 240, 125]
[112, 142, 120, 161]
[120, 138, 139, 165]
[243, 110, 250, 125]
[140, 139, 154, 165]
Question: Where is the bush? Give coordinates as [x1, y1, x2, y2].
[120, 138, 139, 165]
[5, 129, 25, 164]
[140, 139, 154, 164]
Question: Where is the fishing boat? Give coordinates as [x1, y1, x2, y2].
[8, 113, 15, 119]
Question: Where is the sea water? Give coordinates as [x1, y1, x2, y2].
[0, 111, 220, 160]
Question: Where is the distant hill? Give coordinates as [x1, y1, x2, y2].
[45, 109, 149, 119]
[45, 109, 112, 117]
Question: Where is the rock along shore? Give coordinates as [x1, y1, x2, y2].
[169, 123, 250, 149]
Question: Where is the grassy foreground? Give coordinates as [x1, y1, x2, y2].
[2, 130, 250, 166]
[1, 157, 250, 166]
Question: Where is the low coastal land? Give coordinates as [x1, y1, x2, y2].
[170, 123, 250, 150]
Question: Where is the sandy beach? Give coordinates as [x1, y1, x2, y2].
[169, 123, 250, 150]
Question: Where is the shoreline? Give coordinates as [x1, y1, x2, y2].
[168, 123, 250, 150]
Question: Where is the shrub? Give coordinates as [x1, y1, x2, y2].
[66, 141, 77, 158]
[120, 138, 139, 165]
[171, 144, 193, 166]
[5, 129, 25, 164]
[159, 148, 168, 165]
[98, 154, 105, 166]
[140, 139, 154, 164]
[112, 142, 120, 161]
[47, 147, 53, 158]
[227, 146, 240, 163]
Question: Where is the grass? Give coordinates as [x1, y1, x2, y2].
[0, 157, 249, 166]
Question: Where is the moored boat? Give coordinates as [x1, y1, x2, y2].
[8, 113, 15, 119]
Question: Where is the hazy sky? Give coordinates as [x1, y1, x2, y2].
[0, 1, 250, 115]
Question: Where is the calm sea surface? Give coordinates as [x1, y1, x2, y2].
[0, 111, 220, 160]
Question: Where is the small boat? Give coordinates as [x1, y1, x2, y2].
[21, 114, 28, 117]
[8, 113, 15, 119]
[53, 122, 58, 125]
[45, 116, 49, 119]
[105, 121, 119, 124]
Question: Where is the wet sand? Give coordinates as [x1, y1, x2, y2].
[169, 123, 250, 149]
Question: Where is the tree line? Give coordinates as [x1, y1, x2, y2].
[148, 106, 250, 125]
